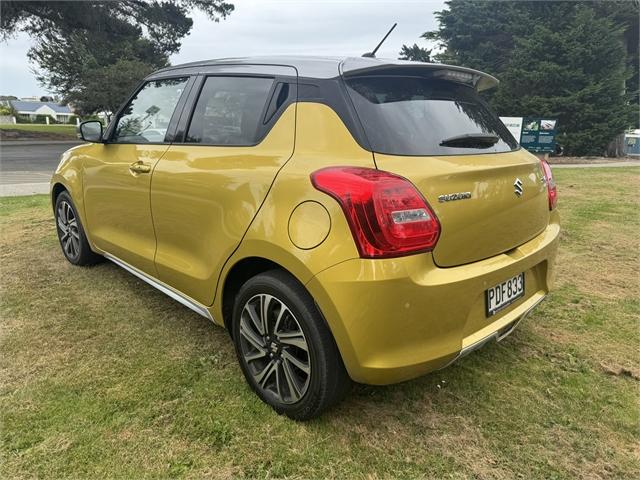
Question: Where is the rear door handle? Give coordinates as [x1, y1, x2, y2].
[129, 161, 152, 174]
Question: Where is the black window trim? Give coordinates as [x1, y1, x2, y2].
[176, 73, 297, 148]
[103, 75, 195, 145]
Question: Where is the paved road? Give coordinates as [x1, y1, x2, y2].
[1, 141, 79, 172]
[551, 161, 640, 168]
[1, 141, 81, 196]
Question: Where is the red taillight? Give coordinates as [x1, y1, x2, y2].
[311, 167, 440, 258]
[541, 160, 557, 210]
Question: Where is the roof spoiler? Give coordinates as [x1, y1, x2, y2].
[340, 58, 499, 92]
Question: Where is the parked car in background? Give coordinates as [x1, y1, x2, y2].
[51, 56, 560, 419]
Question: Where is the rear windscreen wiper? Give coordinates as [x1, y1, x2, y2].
[439, 133, 499, 148]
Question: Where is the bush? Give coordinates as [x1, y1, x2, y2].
[16, 115, 32, 124]
[26, 114, 61, 124]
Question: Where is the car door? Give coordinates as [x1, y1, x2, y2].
[150, 67, 297, 305]
[83, 76, 191, 274]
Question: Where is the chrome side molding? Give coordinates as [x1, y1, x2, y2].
[103, 253, 215, 322]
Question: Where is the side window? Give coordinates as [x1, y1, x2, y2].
[186, 76, 274, 145]
[112, 77, 188, 143]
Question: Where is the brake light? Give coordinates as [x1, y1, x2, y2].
[311, 167, 440, 258]
[540, 160, 557, 210]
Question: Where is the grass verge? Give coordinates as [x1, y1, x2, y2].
[0, 124, 77, 140]
[1, 168, 638, 478]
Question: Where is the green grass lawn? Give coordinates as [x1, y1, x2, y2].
[0, 124, 77, 137]
[1, 168, 638, 479]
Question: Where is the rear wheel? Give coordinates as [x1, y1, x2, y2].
[55, 191, 102, 266]
[232, 270, 351, 420]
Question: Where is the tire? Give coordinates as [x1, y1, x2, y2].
[54, 191, 102, 266]
[232, 270, 351, 420]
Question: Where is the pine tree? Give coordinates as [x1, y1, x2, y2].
[493, 6, 633, 156]
[401, 1, 638, 156]
[399, 44, 431, 62]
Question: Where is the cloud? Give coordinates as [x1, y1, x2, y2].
[0, 32, 44, 97]
[0, 0, 444, 97]
[171, 0, 443, 61]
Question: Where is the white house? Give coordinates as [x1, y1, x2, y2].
[9, 100, 74, 123]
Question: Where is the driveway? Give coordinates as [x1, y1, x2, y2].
[0, 141, 81, 196]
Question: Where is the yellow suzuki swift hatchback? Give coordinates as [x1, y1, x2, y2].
[51, 56, 559, 420]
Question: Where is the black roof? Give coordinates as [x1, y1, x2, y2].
[148, 56, 498, 90]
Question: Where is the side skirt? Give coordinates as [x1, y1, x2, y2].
[103, 253, 215, 322]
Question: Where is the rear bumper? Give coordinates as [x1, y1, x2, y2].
[306, 211, 560, 385]
[438, 294, 546, 371]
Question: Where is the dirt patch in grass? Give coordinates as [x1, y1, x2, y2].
[1, 169, 639, 479]
[600, 362, 640, 381]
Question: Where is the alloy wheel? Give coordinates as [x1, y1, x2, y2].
[57, 200, 80, 260]
[238, 294, 311, 404]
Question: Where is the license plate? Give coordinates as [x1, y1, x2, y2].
[486, 273, 525, 317]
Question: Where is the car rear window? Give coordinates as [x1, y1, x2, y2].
[344, 76, 518, 156]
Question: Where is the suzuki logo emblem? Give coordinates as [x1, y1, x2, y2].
[514, 178, 524, 197]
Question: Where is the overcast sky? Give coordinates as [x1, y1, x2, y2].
[0, 0, 445, 98]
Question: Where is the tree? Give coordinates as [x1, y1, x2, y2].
[1, 1, 234, 55]
[399, 44, 431, 63]
[27, 24, 168, 114]
[401, 1, 639, 156]
[493, 7, 633, 156]
[1, 1, 234, 115]
[594, 0, 640, 113]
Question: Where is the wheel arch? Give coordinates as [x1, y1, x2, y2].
[50, 168, 95, 254]
[51, 182, 68, 208]
[219, 251, 339, 343]
[221, 256, 292, 335]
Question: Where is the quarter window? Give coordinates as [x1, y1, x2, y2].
[186, 76, 274, 145]
[112, 77, 188, 143]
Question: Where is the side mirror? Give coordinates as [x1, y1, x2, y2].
[78, 120, 104, 143]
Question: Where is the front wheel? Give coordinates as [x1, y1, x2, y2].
[54, 191, 102, 266]
[232, 270, 351, 420]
